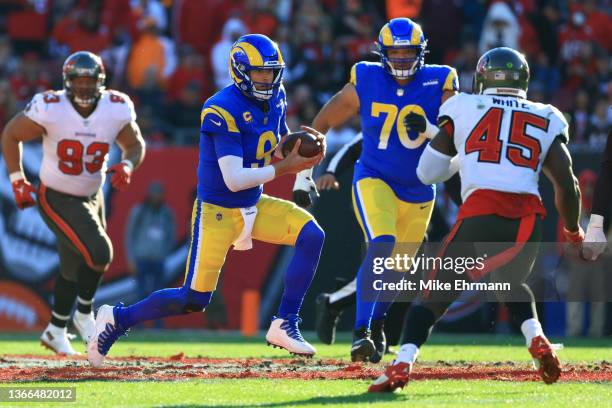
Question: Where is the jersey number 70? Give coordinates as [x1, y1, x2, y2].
[465, 107, 549, 171]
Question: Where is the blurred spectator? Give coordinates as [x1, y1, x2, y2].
[566, 169, 606, 337]
[530, 2, 563, 64]
[0, 79, 17, 131]
[420, 0, 463, 64]
[166, 49, 208, 143]
[126, 15, 176, 108]
[453, 41, 479, 92]
[478, 2, 520, 55]
[558, 9, 595, 66]
[126, 15, 176, 90]
[578, 0, 612, 52]
[530, 52, 561, 100]
[131, 0, 167, 32]
[100, 0, 138, 40]
[125, 181, 176, 327]
[586, 99, 611, 149]
[570, 90, 591, 144]
[5, 0, 51, 55]
[9, 52, 50, 107]
[0, 36, 19, 78]
[386, 0, 422, 19]
[211, 18, 247, 90]
[138, 105, 168, 145]
[51, 4, 111, 57]
[241, 0, 279, 38]
[172, 0, 241, 60]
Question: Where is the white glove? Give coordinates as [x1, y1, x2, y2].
[582, 214, 608, 260]
[293, 168, 318, 208]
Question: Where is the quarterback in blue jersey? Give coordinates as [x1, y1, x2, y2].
[311, 18, 458, 363]
[87, 34, 325, 367]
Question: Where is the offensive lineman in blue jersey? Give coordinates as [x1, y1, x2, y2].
[311, 18, 458, 362]
[87, 34, 326, 367]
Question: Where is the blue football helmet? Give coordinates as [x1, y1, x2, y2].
[229, 34, 285, 101]
[376, 18, 427, 79]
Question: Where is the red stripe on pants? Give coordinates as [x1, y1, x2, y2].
[39, 184, 95, 268]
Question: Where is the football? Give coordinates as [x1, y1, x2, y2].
[281, 131, 323, 158]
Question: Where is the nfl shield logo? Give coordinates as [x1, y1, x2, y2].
[216, 213, 222, 221]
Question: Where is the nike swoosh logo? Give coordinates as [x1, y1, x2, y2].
[210, 119, 221, 126]
[420, 205, 429, 210]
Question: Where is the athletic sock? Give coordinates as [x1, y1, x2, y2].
[521, 318, 544, 346]
[277, 221, 324, 318]
[77, 265, 104, 314]
[115, 287, 212, 329]
[50, 276, 77, 328]
[401, 305, 436, 347]
[354, 235, 395, 329]
[395, 343, 419, 365]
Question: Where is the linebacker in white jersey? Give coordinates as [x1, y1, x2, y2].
[1, 51, 145, 355]
[370, 47, 583, 393]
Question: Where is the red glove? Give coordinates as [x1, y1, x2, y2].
[563, 226, 585, 243]
[11, 177, 37, 209]
[106, 161, 133, 191]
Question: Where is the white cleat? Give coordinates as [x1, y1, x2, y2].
[265, 315, 316, 357]
[40, 324, 80, 356]
[87, 304, 128, 368]
[73, 311, 95, 344]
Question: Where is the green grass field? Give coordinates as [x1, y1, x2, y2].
[0, 331, 610, 407]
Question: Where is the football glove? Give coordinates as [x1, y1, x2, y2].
[582, 214, 607, 260]
[107, 160, 133, 191]
[404, 112, 439, 139]
[293, 168, 318, 208]
[10, 174, 36, 209]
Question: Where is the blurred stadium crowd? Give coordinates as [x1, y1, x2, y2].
[0, 0, 609, 151]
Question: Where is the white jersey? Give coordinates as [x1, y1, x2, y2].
[24, 90, 136, 197]
[439, 93, 569, 202]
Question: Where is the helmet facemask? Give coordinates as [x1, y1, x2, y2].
[62, 51, 106, 108]
[378, 43, 426, 79]
[248, 66, 284, 101]
[64, 75, 105, 107]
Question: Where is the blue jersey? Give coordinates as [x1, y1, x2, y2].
[198, 84, 289, 208]
[351, 62, 458, 202]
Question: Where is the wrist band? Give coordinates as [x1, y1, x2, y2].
[9, 172, 25, 183]
[121, 159, 134, 171]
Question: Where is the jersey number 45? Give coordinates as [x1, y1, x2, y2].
[465, 107, 549, 171]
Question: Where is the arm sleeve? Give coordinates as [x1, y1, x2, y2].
[416, 144, 457, 185]
[592, 133, 612, 218]
[218, 155, 275, 192]
[326, 133, 362, 175]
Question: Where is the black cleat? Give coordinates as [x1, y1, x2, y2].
[351, 327, 375, 362]
[369, 318, 387, 363]
[315, 293, 342, 345]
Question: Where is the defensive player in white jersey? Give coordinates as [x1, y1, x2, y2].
[1, 51, 145, 355]
[369, 47, 583, 392]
